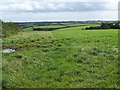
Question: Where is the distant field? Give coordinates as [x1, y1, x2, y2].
[33, 24, 91, 29]
[34, 25, 66, 29]
[2, 24, 119, 88]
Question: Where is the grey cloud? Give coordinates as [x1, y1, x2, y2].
[0, 2, 118, 13]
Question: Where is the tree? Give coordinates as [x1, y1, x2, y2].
[114, 22, 120, 29]
[101, 23, 110, 29]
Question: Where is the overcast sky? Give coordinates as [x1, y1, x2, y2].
[0, 0, 119, 22]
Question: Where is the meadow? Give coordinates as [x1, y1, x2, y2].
[2, 23, 119, 88]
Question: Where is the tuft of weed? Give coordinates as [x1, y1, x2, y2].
[89, 48, 101, 56]
[14, 54, 23, 59]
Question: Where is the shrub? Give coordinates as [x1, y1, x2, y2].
[85, 22, 120, 30]
[2, 21, 22, 37]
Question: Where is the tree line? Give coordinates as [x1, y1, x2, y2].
[86, 22, 120, 30]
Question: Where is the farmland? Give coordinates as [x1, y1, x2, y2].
[2, 23, 119, 88]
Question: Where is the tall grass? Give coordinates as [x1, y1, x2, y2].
[2, 24, 119, 88]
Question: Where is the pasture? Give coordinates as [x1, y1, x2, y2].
[2, 24, 119, 88]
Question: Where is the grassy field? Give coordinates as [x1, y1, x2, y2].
[2, 24, 119, 88]
[34, 25, 66, 29]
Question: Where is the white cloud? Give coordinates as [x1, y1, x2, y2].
[0, 1, 35, 12]
[1, 0, 119, 3]
[105, 2, 118, 10]
[47, 3, 56, 10]
[0, 2, 65, 12]
[83, 3, 96, 9]
[2, 11, 118, 22]
[0, 0, 119, 21]
[0, 1, 118, 13]
[22, 0, 119, 2]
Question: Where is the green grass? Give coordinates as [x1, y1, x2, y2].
[2, 24, 119, 88]
[23, 27, 33, 32]
[34, 25, 66, 29]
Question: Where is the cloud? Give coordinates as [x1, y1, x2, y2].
[2, 11, 118, 22]
[0, 0, 118, 21]
[2, 0, 118, 2]
[0, 2, 118, 13]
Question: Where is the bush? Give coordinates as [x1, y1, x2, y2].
[2, 21, 22, 37]
[85, 22, 120, 30]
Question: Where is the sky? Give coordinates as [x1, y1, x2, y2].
[0, 0, 119, 22]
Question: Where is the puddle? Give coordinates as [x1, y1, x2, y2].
[0, 49, 15, 53]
